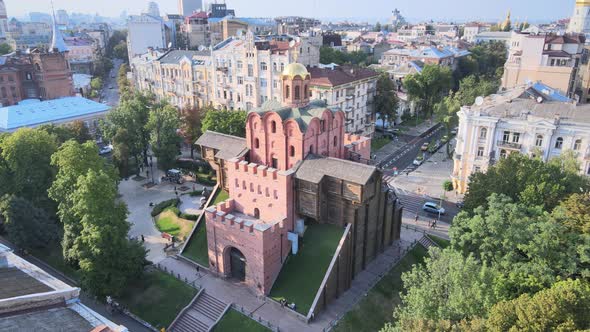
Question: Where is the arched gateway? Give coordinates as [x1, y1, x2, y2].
[228, 247, 246, 281]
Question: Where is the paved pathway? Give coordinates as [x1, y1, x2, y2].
[159, 228, 424, 332]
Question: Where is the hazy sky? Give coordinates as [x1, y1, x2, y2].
[4, 0, 574, 23]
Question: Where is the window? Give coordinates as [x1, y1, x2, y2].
[477, 147, 485, 157]
[295, 86, 300, 99]
[500, 149, 507, 159]
[289, 146, 295, 157]
[304, 85, 308, 98]
[247, 64, 254, 77]
[254, 138, 260, 149]
[260, 78, 267, 88]
[237, 76, 243, 85]
[555, 137, 564, 149]
[260, 62, 267, 71]
[502, 131, 510, 142]
[535, 135, 543, 147]
[333, 136, 338, 147]
[280, 63, 285, 72]
[273, 80, 278, 88]
[512, 133, 520, 143]
[271, 121, 277, 133]
[574, 139, 582, 151]
[309, 145, 314, 154]
[237, 61, 243, 70]
[285, 85, 290, 99]
[273, 62, 277, 72]
[480, 128, 487, 139]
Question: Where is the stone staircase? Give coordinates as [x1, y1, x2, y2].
[418, 235, 439, 249]
[169, 289, 230, 332]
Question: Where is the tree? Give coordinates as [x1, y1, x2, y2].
[112, 128, 131, 177]
[0, 128, 58, 209]
[90, 77, 103, 91]
[390, 248, 498, 330]
[107, 30, 127, 58]
[49, 140, 117, 263]
[434, 94, 460, 157]
[443, 180, 454, 192]
[180, 107, 204, 159]
[0, 195, 58, 250]
[451, 194, 585, 298]
[0, 43, 12, 55]
[374, 74, 399, 128]
[486, 279, 590, 331]
[113, 42, 128, 61]
[93, 56, 114, 78]
[462, 153, 590, 213]
[374, 22, 382, 32]
[147, 104, 181, 170]
[403, 65, 453, 116]
[553, 193, 590, 235]
[455, 75, 499, 107]
[202, 109, 248, 137]
[118, 63, 131, 95]
[72, 169, 146, 297]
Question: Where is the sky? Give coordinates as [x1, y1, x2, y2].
[3, 0, 574, 23]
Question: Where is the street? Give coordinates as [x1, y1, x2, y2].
[102, 58, 123, 107]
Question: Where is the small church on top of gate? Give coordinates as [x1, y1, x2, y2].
[195, 63, 403, 306]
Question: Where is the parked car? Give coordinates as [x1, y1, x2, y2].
[161, 169, 184, 184]
[421, 142, 430, 151]
[413, 157, 424, 166]
[99, 144, 113, 155]
[450, 127, 458, 135]
[456, 201, 465, 209]
[109, 86, 114, 89]
[422, 202, 445, 215]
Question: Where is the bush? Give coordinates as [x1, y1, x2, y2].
[151, 198, 180, 217]
[180, 213, 200, 221]
[443, 180, 454, 192]
[188, 190, 203, 197]
[166, 206, 181, 216]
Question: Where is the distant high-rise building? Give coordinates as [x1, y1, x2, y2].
[29, 12, 52, 24]
[146, 1, 161, 18]
[56, 9, 69, 25]
[568, 0, 590, 37]
[178, 0, 203, 16]
[0, 0, 7, 40]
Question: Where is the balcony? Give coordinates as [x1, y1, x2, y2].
[497, 140, 522, 150]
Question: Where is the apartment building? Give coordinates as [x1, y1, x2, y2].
[380, 46, 470, 70]
[308, 66, 379, 136]
[463, 23, 490, 43]
[501, 33, 585, 97]
[452, 83, 590, 194]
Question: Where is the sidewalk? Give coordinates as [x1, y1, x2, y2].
[159, 228, 425, 332]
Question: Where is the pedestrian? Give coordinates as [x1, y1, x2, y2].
[141, 234, 145, 242]
[433, 220, 438, 229]
[414, 214, 419, 223]
[174, 186, 177, 191]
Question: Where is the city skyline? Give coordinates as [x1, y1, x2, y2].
[3, 0, 573, 23]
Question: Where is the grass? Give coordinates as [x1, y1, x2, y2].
[155, 210, 195, 240]
[371, 136, 392, 152]
[213, 309, 270, 332]
[118, 270, 198, 329]
[181, 189, 229, 266]
[333, 245, 429, 332]
[269, 223, 345, 315]
[429, 235, 451, 248]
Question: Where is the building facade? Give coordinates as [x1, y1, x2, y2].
[501, 33, 585, 98]
[195, 63, 402, 298]
[452, 84, 590, 194]
[178, 0, 203, 17]
[308, 66, 378, 136]
[568, 0, 590, 37]
[127, 14, 170, 62]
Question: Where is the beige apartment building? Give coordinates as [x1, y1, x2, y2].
[501, 33, 585, 98]
[452, 84, 590, 194]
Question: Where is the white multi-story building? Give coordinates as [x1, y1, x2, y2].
[178, 0, 203, 17]
[452, 83, 590, 193]
[308, 66, 378, 135]
[568, 0, 590, 38]
[127, 14, 170, 63]
[463, 23, 490, 43]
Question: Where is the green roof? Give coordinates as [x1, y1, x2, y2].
[250, 100, 340, 132]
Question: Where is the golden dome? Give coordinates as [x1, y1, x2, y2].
[282, 63, 309, 80]
[577, 0, 590, 6]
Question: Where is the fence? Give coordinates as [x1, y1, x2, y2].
[154, 262, 200, 290]
[232, 303, 280, 332]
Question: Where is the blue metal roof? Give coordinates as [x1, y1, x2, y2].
[0, 97, 110, 132]
[531, 82, 571, 102]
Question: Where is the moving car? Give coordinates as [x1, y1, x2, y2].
[422, 202, 445, 215]
[421, 142, 430, 151]
[413, 157, 424, 166]
[99, 144, 113, 155]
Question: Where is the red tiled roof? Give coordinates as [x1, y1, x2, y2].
[309, 66, 379, 87]
[269, 41, 290, 51]
[545, 34, 584, 45]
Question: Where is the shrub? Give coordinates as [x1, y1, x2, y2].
[188, 190, 203, 197]
[180, 213, 200, 221]
[166, 206, 181, 216]
[443, 180, 454, 192]
[151, 198, 180, 217]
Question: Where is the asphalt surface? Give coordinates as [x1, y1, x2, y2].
[102, 59, 123, 107]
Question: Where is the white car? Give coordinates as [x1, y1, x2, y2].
[413, 158, 424, 166]
[99, 144, 113, 155]
[422, 202, 445, 215]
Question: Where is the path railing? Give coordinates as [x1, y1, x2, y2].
[232, 303, 280, 332]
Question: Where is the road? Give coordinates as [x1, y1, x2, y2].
[102, 58, 123, 107]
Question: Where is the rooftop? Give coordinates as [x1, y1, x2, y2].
[251, 99, 338, 132]
[0, 97, 110, 132]
[295, 154, 377, 185]
[0, 267, 53, 300]
[157, 49, 211, 65]
[0, 306, 94, 331]
[195, 131, 248, 160]
[309, 66, 379, 87]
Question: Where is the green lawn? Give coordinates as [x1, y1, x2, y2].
[155, 210, 195, 240]
[118, 270, 198, 329]
[371, 137, 392, 152]
[269, 223, 345, 315]
[429, 235, 451, 248]
[181, 188, 230, 266]
[213, 309, 270, 332]
[334, 245, 429, 332]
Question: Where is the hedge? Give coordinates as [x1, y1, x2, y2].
[151, 198, 180, 217]
[180, 213, 200, 221]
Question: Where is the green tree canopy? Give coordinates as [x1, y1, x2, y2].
[113, 42, 128, 61]
[38, 122, 91, 145]
[486, 279, 590, 331]
[147, 103, 181, 170]
[202, 109, 248, 137]
[180, 107, 204, 159]
[0, 195, 58, 250]
[403, 65, 453, 116]
[463, 153, 589, 213]
[0, 43, 13, 55]
[72, 169, 146, 297]
[374, 74, 399, 127]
